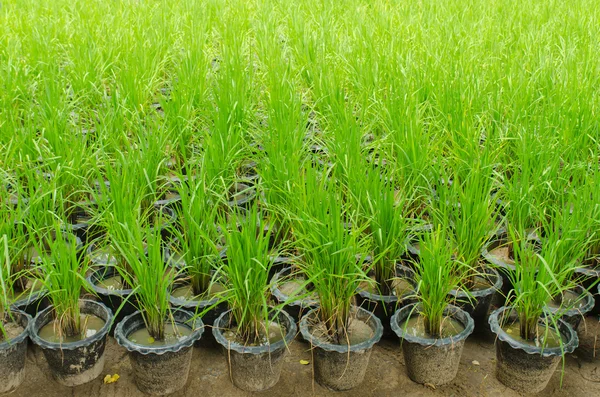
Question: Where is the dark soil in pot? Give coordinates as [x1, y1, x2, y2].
[448, 266, 502, 334]
[115, 309, 204, 395]
[29, 299, 112, 386]
[271, 267, 319, 323]
[391, 303, 474, 386]
[87, 266, 136, 334]
[545, 284, 595, 330]
[169, 278, 227, 346]
[488, 306, 579, 393]
[299, 306, 383, 391]
[213, 309, 296, 392]
[0, 310, 31, 394]
[356, 263, 416, 338]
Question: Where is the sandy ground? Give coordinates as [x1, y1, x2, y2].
[13, 316, 600, 397]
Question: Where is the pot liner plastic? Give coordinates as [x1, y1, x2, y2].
[488, 306, 578, 358]
[115, 309, 203, 356]
[299, 306, 383, 353]
[29, 299, 113, 351]
[212, 309, 296, 355]
[391, 303, 474, 348]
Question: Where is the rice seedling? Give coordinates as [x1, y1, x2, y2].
[171, 171, 222, 297]
[294, 168, 369, 344]
[109, 210, 176, 341]
[410, 225, 466, 337]
[216, 205, 278, 345]
[34, 224, 90, 339]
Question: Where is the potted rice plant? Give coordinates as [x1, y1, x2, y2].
[296, 180, 383, 391]
[212, 206, 296, 392]
[0, 234, 32, 394]
[86, 162, 175, 326]
[390, 225, 475, 386]
[435, 161, 503, 330]
[113, 217, 204, 396]
[538, 195, 595, 330]
[168, 173, 227, 337]
[29, 225, 112, 387]
[488, 227, 579, 393]
[355, 167, 416, 335]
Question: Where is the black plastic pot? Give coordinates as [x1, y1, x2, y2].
[488, 306, 579, 393]
[154, 188, 181, 210]
[356, 263, 416, 338]
[271, 267, 319, 323]
[29, 299, 112, 386]
[0, 310, 31, 393]
[11, 288, 48, 318]
[226, 182, 257, 210]
[115, 309, 204, 395]
[86, 266, 136, 333]
[544, 284, 595, 331]
[391, 303, 474, 386]
[168, 278, 227, 346]
[268, 255, 296, 280]
[448, 267, 502, 333]
[154, 205, 177, 240]
[213, 309, 296, 392]
[299, 306, 383, 391]
[65, 203, 101, 244]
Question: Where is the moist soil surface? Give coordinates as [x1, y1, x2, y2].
[14, 315, 600, 396]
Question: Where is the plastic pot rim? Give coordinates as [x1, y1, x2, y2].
[114, 309, 204, 356]
[488, 306, 579, 357]
[448, 266, 503, 299]
[299, 306, 383, 353]
[212, 308, 297, 355]
[270, 267, 320, 308]
[29, 299, 113, 351]
[356, 263, 416, 303]
[0, 310, 31, 349]
[390, 303, 475, 347]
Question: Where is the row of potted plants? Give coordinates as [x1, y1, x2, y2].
[2, 155, 599, 395]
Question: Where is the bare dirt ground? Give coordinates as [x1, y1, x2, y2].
[14, 315, 600, 397]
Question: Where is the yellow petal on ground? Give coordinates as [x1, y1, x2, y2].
[299, 360, 310, 365]
[104, 374, 120, 384]
[472, 360, 480, 366]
